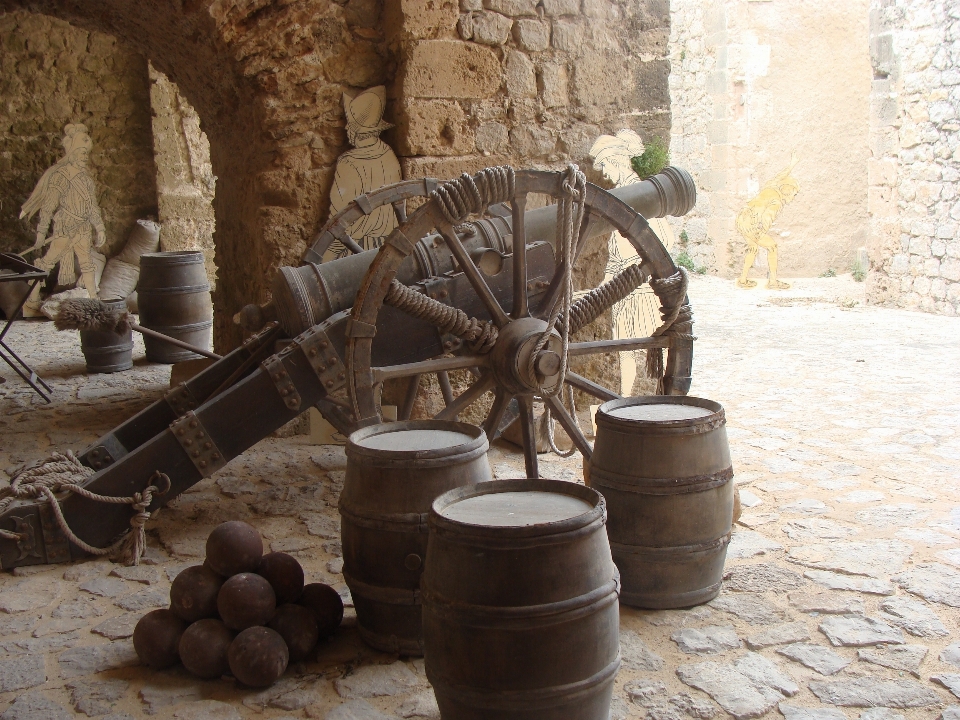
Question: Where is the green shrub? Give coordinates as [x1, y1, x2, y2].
[850, 255, 867, 282]
[679, 230, 690, 246]
[674, 251, 696, 272]
[631, 137, 670, 180]
[819, 268, 837, 278]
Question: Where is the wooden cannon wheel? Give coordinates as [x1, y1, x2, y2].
[345, 167, 693, 478]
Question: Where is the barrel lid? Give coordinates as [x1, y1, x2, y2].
[597, 396, 724, 430]
[607, 404, 711, 421]
[355, 428, 472, 452]
[347, 420, 488, 463]
[140, 250, 204, 265]
[439, 491, 592, 527]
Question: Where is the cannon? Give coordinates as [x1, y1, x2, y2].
[0, 165, 696, 569]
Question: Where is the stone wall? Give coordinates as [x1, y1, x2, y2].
[668, 0, 872, 278]
[0, 11, 157, 260]
[866, 0, 960, 316]
[150, 65, 217, 287]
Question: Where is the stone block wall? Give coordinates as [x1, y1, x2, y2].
[0, 11, 158, 259]
[867, 0, 960, 316]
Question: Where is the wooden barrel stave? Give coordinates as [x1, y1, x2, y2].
[137, 251, 212, 364]
[80, 299, 133, 373]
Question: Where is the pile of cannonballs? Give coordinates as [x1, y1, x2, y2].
[133, 520, 343, 687]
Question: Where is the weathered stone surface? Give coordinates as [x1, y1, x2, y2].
[110, 566, 161, 585]
[626, 678, 668, 706]
[0, 653, 45, 692]
[139, 681, 205, 715]
[933, 675, 960, 700]
[397, 690, 440, 719]
[789, 592, 865, 615]
[396, 100, 474, 158]
[59, 640, 139, 678]
[172, 701, 242, 720]
[484, 0, 537, 15]
[782, 519, 858, 542]
[621, 630, 665, 670]
[402, 41, 501, 99]
[335, 661, 420, 699]
[216, 476, 258, 498]
[513, 19, 549, 51]
[79, 577, 128, 598]
[780, 499, 830, 515]
[745, 621, 810, 649]
[879, 596, 949, 637]
[114, 588, 167, 611]
[724, 563, 806, 593]
[671, 625, 741, 655]
[542, 0, 580, 14]
[727, 530, 784, 560]
[68, 678, 130, 716]
[301, 512, 340, 539]
[539, 63, 568, 109]
[471, 12, 511, 46]
[0, 632, 81, 656]
[0, 692, 73, 720]
[551, 19, 584, 53]
[325, 699, 396, 720]
[0, 615, 38, 636]
[856, 504, 929, 528]
[670, 692, 717, 719]
[805, 570, 895, 595]
[943, 643, 960, 667]
[505, 50, 536, 98]
[710, 594, 785, 624]
[894, 564, 960, 607]
[787, 541, 912, 579]
[819, 616, 904, 646]
[777, 642, 851, 675]
[572, 50, 627, 107]
[0, 578, 62, 613]
[31, 617, 87, 637]
[677, 652, 798, 719]
[644, 606, 714, 627]
[778, 704, 848, 720]
[809, 677, 940, 708]
[860, 709, 906, 720]
[859, 645, 928, 677]
[92, 614, 139, 640]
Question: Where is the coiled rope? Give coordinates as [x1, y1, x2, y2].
[384, 280, 498, 353]
[646, 268, 694, 386]
[0, 451, 169, 566]
[431, 166, 516, 225]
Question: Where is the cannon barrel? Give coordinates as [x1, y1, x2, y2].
[255, 166, 696, 337]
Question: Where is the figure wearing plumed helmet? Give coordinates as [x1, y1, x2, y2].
[19, 123, 107, 315]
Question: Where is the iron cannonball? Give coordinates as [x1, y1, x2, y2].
[179, 618, 234, 678]
[298, 583, 343, 639]
[228, 626, 289, 687]
[205, 520, 263, 577]
[257, 552, 304, 604]
[217, 572, 276, 630]
[170, 565, 224, 622]
[267, 603, 319, 662]
[133, 609, 188, 670]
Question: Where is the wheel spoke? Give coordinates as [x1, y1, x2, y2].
[437, 370, 455, 407]
[537, 214, 594, 317]
[483, 388, 514, 440]
[373, 355, 487, 383]
[565, 372, 621, 402]
[517, 395, 539, 479]
[400, 374, 421, 421]
[439, 225, 510, 327]
[392, 200, 408, 224]
[543, 393, 593, 461]
[342, 233, 364, 254]
[511, 192, 528, 318]
[435, 374, 496, 421]
[568, 336, 671, 356]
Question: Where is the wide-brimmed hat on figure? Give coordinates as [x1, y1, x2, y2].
[343, 86, 393, 136]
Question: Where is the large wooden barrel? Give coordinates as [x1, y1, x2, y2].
[137, 251, 212, 363]
[423, 480, 620, 720]
[342, 420, 492, 655]
[80, 299, 133, 373]
[590, 396, 733, 609]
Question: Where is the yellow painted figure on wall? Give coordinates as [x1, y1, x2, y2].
[736, 153, 800, 289]
[19, 123, 106, 315]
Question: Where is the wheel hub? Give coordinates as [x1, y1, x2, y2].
[489, 317, 563, 395]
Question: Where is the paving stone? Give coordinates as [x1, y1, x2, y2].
[621, 630, 665, 670]
[644, 607, 714, 626]
[780, 499, 830, 515]
[625, 678, 668, 706]
[0, 615, 38, 636]
[933, 675, 960, 700]
[110, 565, 161, 584]
[0, 653, 45, 692]
[0, 631, 81, 656]
[67, 678, 130, 716]
[312, 446, 348, 471]
[939, 549, 960, 567]
[942, 707, 960, 720]
[270, 685, 324, 710]
[139, 681, 205, 715]
[776, 642, 851, 675]
[757, 480, 802, 493]
[739, 490, 764, 507]
[805, 570, 895, 595]
[859, 710, 905, 720]
[302, 512, 341, 539]
[334, 661, 420, 698]
[738, 512, 781, 528]
[79, 577, 128, 598]
[0, 578, 62, 613]
[786, 540, 912, 579]
[63, 561, 112, 582]
[114, 588, 167, 611]
[745, 621, 810, 649]
[58, 640, 139, 678]
[173, 701, 242, 720]
[676, 652, 798, 719]
[943, 643, 960, 667]
[92, 614, 139, 640]
[858, 644, 927, 677]
[879, 596, 949, 637]
[896, 528, 956, 545]
[808, 677, 940, 708]
[789, 592, 865, 615]
[325, 699, 396, 720]
[782, 519, 859, 542]
[0, 691, 73, 720]
[724, 564, 806, 593]
[216, 475, 258, 497]
[728, 530, 783, 560]
[894, 564, 960, 606]
[819, 616, 904, 646]
[671, 625, 741, 655]
[30, 617, 86, 637]
[52, 598, 105, 619]
[710, 594, 785, 624]
[327, 557, 345, 574]
[397, 690, 440, 718]
[778, 703, 848, 720]
[837, 490, 886, 503]
[670, 691, 717, 719]
[856, 504, 929, 528]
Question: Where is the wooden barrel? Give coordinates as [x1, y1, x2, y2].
[423, 480, 620, 720]
[590, 396, 733, 609]
[342, 420, 492, 655]
[80, 299, 133, 373]
[137, 251, 212, 363]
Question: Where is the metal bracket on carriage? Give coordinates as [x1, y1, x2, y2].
[81, 433, 126, 471]
[299, 326, 347, 394]
[170, 411, 227, 478]
[164, 382, 200, 418]
[262, 355, 302, 412]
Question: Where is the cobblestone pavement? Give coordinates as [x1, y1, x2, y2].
[0, 274, 959, 720]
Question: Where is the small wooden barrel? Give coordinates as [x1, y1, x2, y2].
[423, 480, 620, 720]
[590, 396, 733, 609]
[80, 299, 133, 373]
[342, 420, 492, 655]
[137, 251, 212, 364]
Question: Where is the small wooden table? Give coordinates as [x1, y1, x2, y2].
[0, 253, 52, 402]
